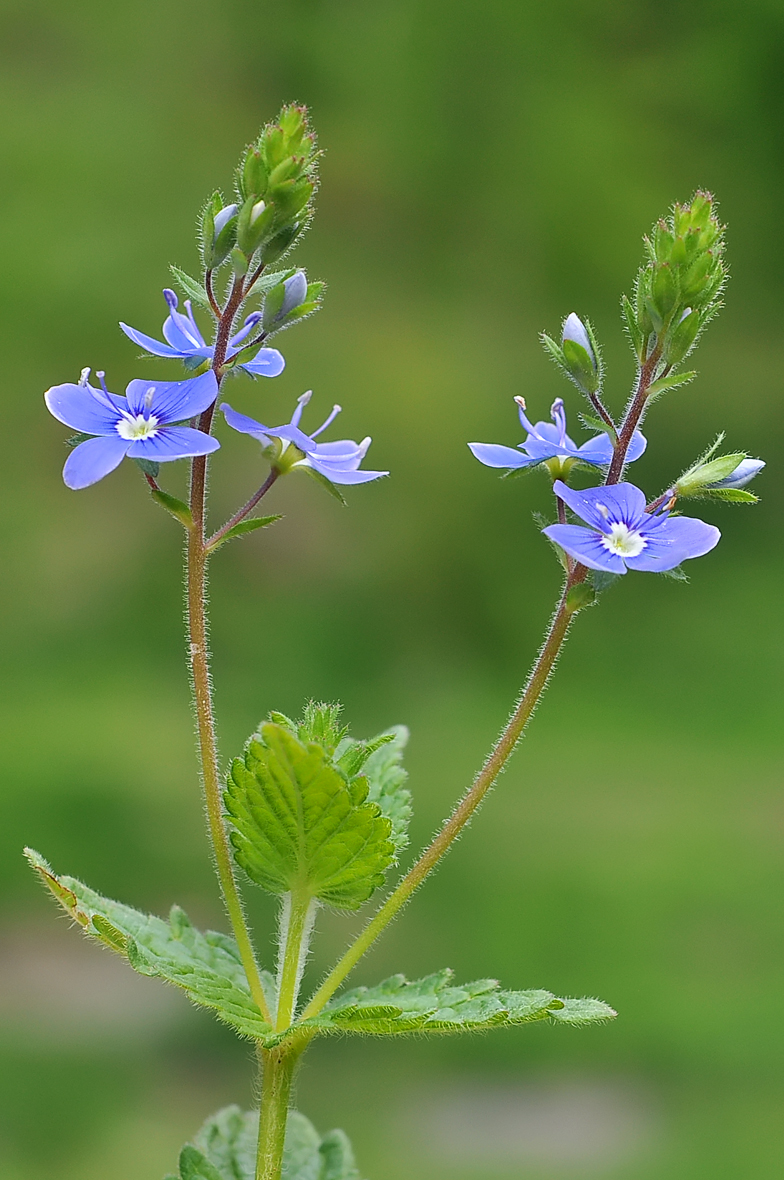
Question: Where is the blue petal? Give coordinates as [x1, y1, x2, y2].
[220, 402, 273, 440]
[575, 433, 615, 464]
[625, 430, 647, 462]
[119, 322, 187, 358]
[125, 426, 220, 461]
[161, 290, 209, 353]
[45, 382, 126, 435]
[468, 442, 538, 469]
[126, 371, 219, 422]
[628, 516, 720, 571]
[63, 435, 129, 489]
[542, 524, 627, 574]
[313, 439, 366, 459]
[239, 348, 286, 377]
[553, 480, 647, 530]
[307, 458, 388, 484]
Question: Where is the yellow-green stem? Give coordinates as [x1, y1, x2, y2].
[256, 1045, 300, 1180]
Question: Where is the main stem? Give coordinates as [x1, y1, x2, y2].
[256, 1045, 302, 1180]
[185, 273, 272, 1024]
[187, 475, 272, 1024]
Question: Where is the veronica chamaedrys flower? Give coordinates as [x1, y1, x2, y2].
[543, 480, 720, 574]
[120, 290, 285, 377]
[45, 370, 220, 489]
[468, 397, 646, 475]
[221, 391, 388, 485]
[707, 458, 765, 490]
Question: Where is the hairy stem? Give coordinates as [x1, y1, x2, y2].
[301, 569, 586, 1019]
[183, 279, 272, 1024]
[605, 346, 664, 484]
[206, 469, 278, 552]
[256, 1045, 300, 1180]
[186, 491, 272, 1024]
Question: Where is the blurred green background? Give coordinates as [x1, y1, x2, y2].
[0, 0, 782, 1177]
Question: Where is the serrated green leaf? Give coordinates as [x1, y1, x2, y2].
[207, 515, 283, 553]
[151, 487, 194, 529]
[320, 1131, 361, 1180]
[300, 970, 616, 1037]
[187, 1106, 361, 1180]
[179, 1145, 224, 1180]
[225, 724, 395, 909]
[358, 727, 411, 854]
[170, 265, 211, 309]
[25, 849, 274, 1040]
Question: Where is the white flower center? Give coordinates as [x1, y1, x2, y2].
[116, 413, 159, 441]
[600, 521, 646, 557]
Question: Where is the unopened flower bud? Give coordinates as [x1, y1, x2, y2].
[559, 313, 599, 394]
[213, 204, 238, 237]
[562, 313, 594, 364]
[707, 458, 765, 490]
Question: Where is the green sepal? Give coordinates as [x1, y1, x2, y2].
[299, 970, 616, 1037]
[183, 1106, 360, 1180]
[230, 248, 249, 277]
[621, 293, 644, 359]
[207, 515, 283, 553]
[590, 569, 621, 594]
[134, 457, 160, 478]
[24, 849, 275, 1040]
[169, 265, 211, 309]
[300, 463, 348, 505]
[150, 487, 194, 529]
[224, 723, 396, 909]
[565, 583, 595, 613]
[66, 432, 92, 448]
[702, 487, 759, 503]
[660, 564, 689, 582]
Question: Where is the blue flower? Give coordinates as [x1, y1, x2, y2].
[543, 480, 720, 574]
[221, 392, 388, 485]
[120, 290, 285, 378]
[469, 398, 645, 474]
[708, 457, 765, 490]
[45, 369, 220, 489]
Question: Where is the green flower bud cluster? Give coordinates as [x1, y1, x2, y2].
[623, 191, 726, 368]
[200, 105, 319, 275]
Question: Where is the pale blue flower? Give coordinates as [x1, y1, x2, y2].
[120, 290, 284, 378]
[544, 480, 720, 574]
[45, 369, 219, 489]
[469, 398, 645, 472]
[221, 392, 387, 485]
